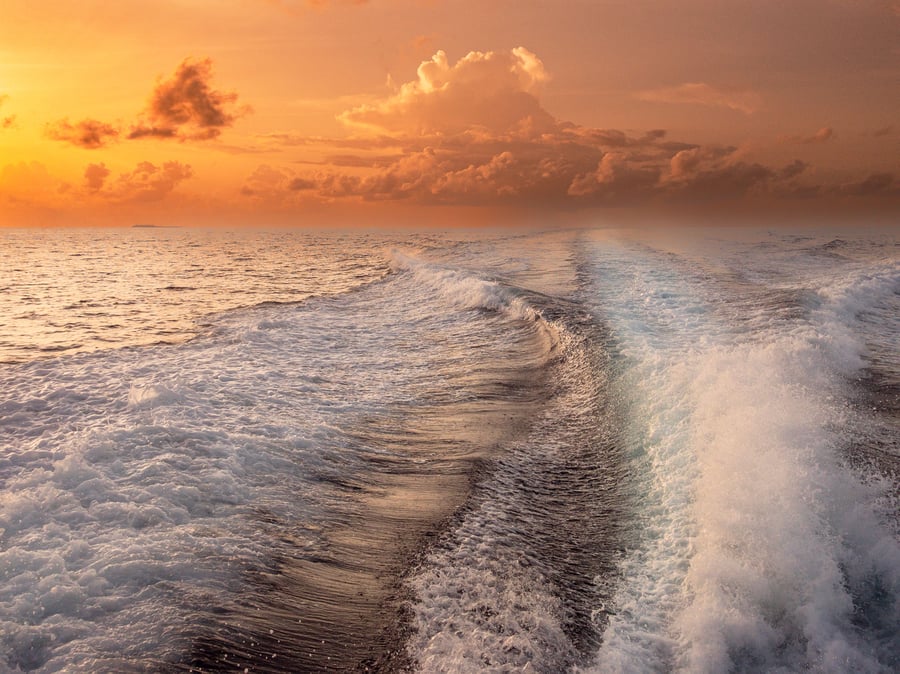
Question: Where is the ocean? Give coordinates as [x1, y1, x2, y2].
[0, 225, 897, 673]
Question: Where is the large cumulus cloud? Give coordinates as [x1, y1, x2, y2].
[340, 47, 555, 136]
[248, 47, 894, 212]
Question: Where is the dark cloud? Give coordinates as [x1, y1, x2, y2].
[0, 95, 13, 129]
[129, 58, 248, 141]
[568, 152, 662, 200]
[127, 126, 178, 140]
[837, 172, 897, 197]
[47, 58, 247, 148]
[778, 160, 809, 180]
[670, 161, 775, 200]
[288, 177, 316, 190]
[253, 130, 823, 208]
[46, 119, 120, 149]
[84, 163, 111, 192]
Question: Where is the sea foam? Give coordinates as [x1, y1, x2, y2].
[582, 235, 900, 673]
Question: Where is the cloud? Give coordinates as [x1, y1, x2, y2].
[128, 126, 178, 140]
[84, 163, 111, 192]
[250, 46, 894, 212]
[240, 164, 305, 199]
[257, 126, 801, 208]
[778, 159, 809, 180]
[104, 161, 193, 202]
[666, 146, 734, 181]
[129, 58, 249, 141]
[340, 47, 555, 135]
[567, 152, 661, 200]
[0, 95, 14, 129]
[288, 177, 317, 190]
[637, 82, 763, 114]
[46, 119, 120, 149]
[784, 126, 835, 144]
[47, 58, 247, 148]
[654, 145, 795, 200]
[837, 172, 898, 197]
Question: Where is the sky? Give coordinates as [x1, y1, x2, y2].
[0, 0, 898, 227]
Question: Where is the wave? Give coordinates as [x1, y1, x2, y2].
[399, 267, 626, 671]
[0, 244, 567, 672]
[2, 229, 895, 672]
[389, 249, 543, 323]
[583, 239, 900, 674]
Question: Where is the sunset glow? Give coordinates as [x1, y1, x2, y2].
[3, 4, 899, 670]
[1, 0, 898, 226]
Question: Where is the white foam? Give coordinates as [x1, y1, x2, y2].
[390, 250, 539, 322]
[409, 543, 573, 673]
[0, 242, 561, 670]
[0, 290, 410, 669]
[127, 383, 184, 409]
[582, 234, 900, 673]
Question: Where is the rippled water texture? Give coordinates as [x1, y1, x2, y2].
[0, 225, 897, 673]
[0, 227, 393, 363]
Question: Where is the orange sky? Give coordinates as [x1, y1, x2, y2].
[1, 0, 898, 226]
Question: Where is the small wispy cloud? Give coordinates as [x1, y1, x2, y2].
[637, 82, 763, 114]
[0, 94, 15, 129]
[782, 126, 835, 145]
[46, 119, 120, 149]
[261, 0, 369, 15]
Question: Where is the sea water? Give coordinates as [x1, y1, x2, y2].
[0, 225, 897, 672]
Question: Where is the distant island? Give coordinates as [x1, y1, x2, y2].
[132, 224, 181, 228]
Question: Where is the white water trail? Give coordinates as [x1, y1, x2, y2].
[584, 237, 900, 673]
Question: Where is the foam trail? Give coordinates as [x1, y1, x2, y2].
[405, 291, 627, 673]
[582, 237, 900, 673]
[0, 241, 563, 671]
[389, 250, 540, 322]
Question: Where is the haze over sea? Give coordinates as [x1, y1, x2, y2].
[1, 224, 898, 673]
